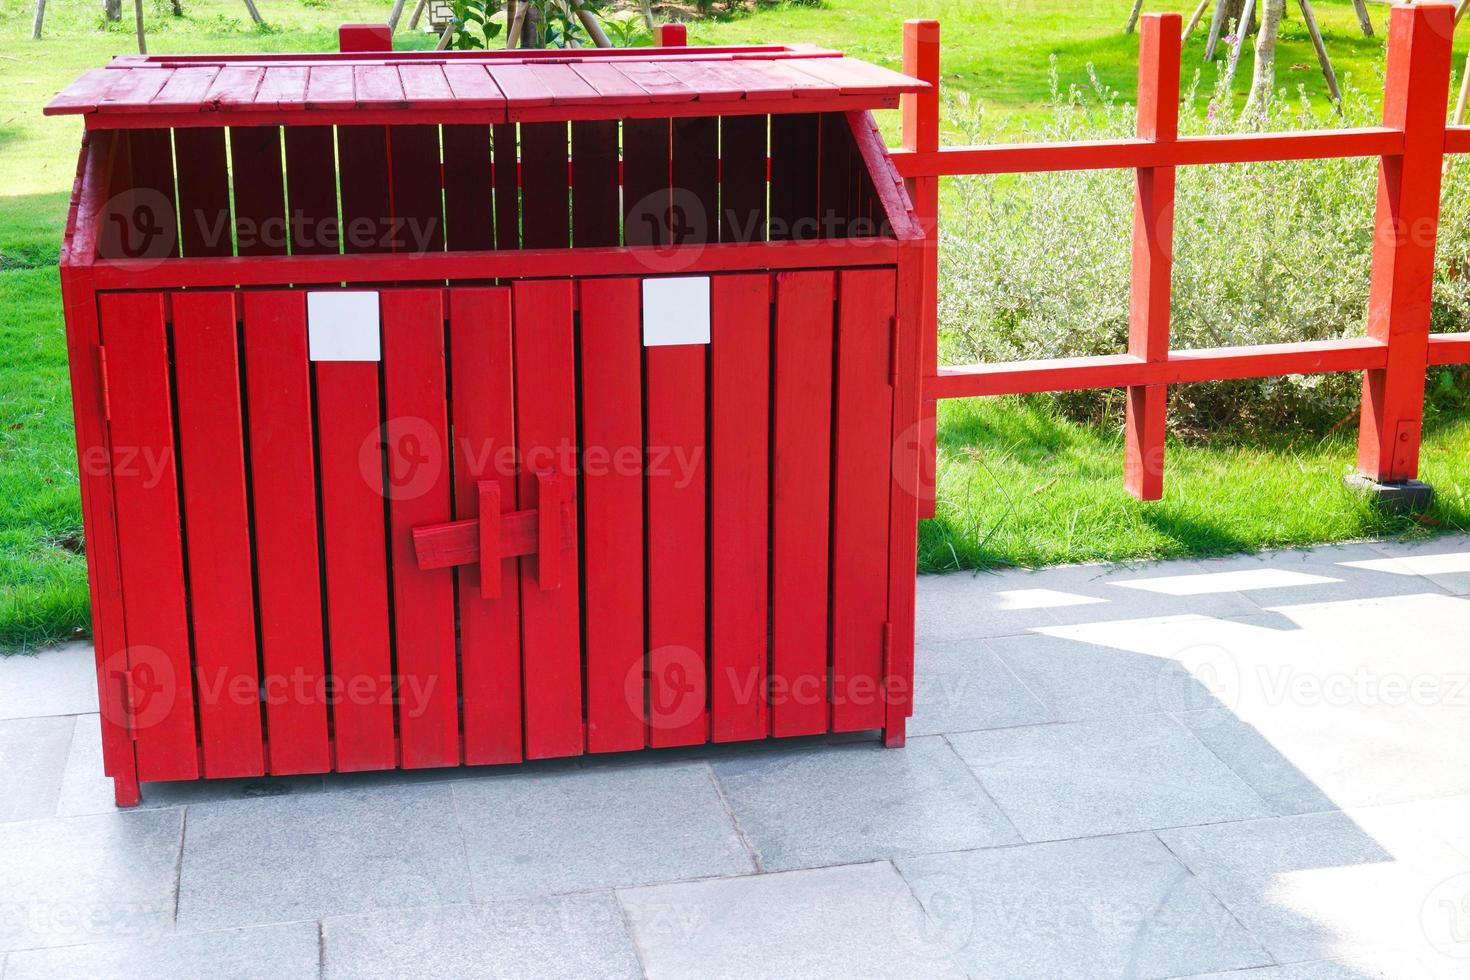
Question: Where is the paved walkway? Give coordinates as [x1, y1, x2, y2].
[4, 537, 1470, 979]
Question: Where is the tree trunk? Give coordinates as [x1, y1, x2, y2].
[240, 0, 261, 25]
[1245, 0, 1286, 113]
[32, 0, 45, 39]
[133, 0, 145, 53]
[104, 0, 121, 23]
[1124, 0, 1145, 34]
[388, 0, 405, 30]
[170, 0, 182, 15]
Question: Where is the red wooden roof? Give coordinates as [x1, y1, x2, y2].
[46, 46, 926, 127]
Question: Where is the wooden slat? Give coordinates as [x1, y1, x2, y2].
[97, 68, 173, 113]
[398, 64, 457, 110]
[662, 62, 744, 102]
[492, 123, 520, 250]
[612, 62, 698, 103]
[623, 118, 670, 246]
[745, 61, 838, 99]
[1429, 332, 1470, 365]
[442, 64, 506, 110]
[488, 64, 556, 107]
[242, 291, 331, 775]
[450, 288, 524, 765]
[572, 120, 621, 248]
[519, 122, 569, 250]
[699, 61, 797, 101]
[817, 112, 851, 239]
[443, 125, 495, 252]
[174, 128, 233, 257]
[315, 358, 396, 773]
[305, 65, 356, 109]
[283, 126, 339, 255]
[99, 292, 200, 782]
[672, 116, 718, 245]
[383, 289, 460, 769]
[152, 66, 221, 109]
[389, 125, 445, 253]
[354, 64, 406, 106]
[512, 280, 584, 759]
[770, 113, 820, 241]
[720, 115, 767, 243]
[569, 62, 651, 102]
[339, 126, 391, 254]
[203, 65, 263, 107]
[45, 68, 122, 114]
[770, 270, 835, 737]
[785, 57, 923, 96]
[645, 332, 707, 748]
[829, 269, 895, 732]
[230, 127, 287, 257]
[709, 274, 771, 742]
[107, 128, 178, 260]
[579, 279, 645, 753]
[173, 292, 266, 778]
[526, 63, 601, 105]
[253, 66, 308, 109]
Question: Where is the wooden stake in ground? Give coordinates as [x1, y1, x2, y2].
[241, 0, 261, 25]
[1245, 0, 1285, 112]
[407, 0, 427, 30]
[638, 0, 653, 31]
[570, 0, 611, 47]
[31, 0, 44, 39]
[388, 0, 405, 30]
[1182, 0, 1211, 41]
[1222, 0, 1257, 91]
[133, 0, 145, 53]
[1296, 0, 1342, 104]
[103, 0, 120, 22]
[1352, 0, 1373, 37]
[1124, 0, 1145, 34]
[507, 0, 527, 47]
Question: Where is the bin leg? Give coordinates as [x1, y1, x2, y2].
[113, 772, 142, 808]
[883, 717, 907, 749]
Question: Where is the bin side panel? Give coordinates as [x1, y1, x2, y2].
[719, 115, 767, 244]
[579, 278, 646, 753]
[316, 360, 397, 772]
[623, 118, 670, 247]
[769, 114, 820, 243]
[443, 125, 495, 253]
[520, 122, 570, 251]
[709, 273, 771, 743]
[645, 339, 708, 748]
[492, 123, 520, 251]
[243, 291, 332, 775]
[672, 116, 718, 246]
[100, 292, 200, 781]
[340, 125, 391, 255]
[512, 279, 585, 759]
[283, 126, 340, 256]
[770, 270, 835, 737]
[389, 124, 446, 254]
[450, 287, 525, 766]
[230, 126, 288, 257]
[571, 120, 620, 249]
[174, 128, 233, 258]
[830, 268, 896, 732]
[383, 289, 461, 769]
[817, 113, 851, 240]
[173, 291, 266, 778]
[113, 129, 179, 260]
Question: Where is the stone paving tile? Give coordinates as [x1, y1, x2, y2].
[176, 783, 471, 931]
[0, 643, 98, 720]
[916, 569, 1076, 642]
[1192, 542, 1454, 607]
[949, 713, 1271, 842]
[618, 861, 965, 979]
[1366, 534, 1470, 596]
[1159, 807, 1470, 965]
[909, 640, 1052, 736]
[322, 893, 642, 980]
[0, 808, 182, 953]
[897, 833, 1272, 979]
[2, 921, 320, 980]
[452, 762, 752, 900]
[0, 715, 73, 822]
[1029, 560, 1265, 627]
[711, 736, 1019, 871]
[1174, 708, 1338, 816]
[1179, 947, 1470, 980]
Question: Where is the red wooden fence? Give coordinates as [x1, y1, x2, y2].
[896, 4, 1470, 506]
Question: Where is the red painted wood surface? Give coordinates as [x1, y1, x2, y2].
[229, 127, 287, 257]
[672, 116, 718, 244]
[520, 122, 570, 250]
[771, 270, 835, 737]
[623, 118, 671, 246]
[770, 113, 819, 241]
[100, 292, 199, 782]
[283, 126, 339, 255]
[901, 21, 939, 520]
[383, 289, 460, 769]
[579, 279, 646, 753]
[492, 123, 520, 250]
[830, 269, 895, 732]
[389, 125, 446, 252]
[315, 357, 396, 772]
[1357, 3, 1452, 484]
[512, 280, 584, 758]
[242, 291, 331, 774]
[645, 326, 708, 748]
[109, 128, 177, 260]
[449, 288, 525, 765]
[339, 125, 390, 255]
[442, 125, 495, 252]
[173, 128, 232, 258]
[571, 121, 620, 248]
[818, 112, 851, 238]
[172, 291, 266, 777]
[709, 274, 771, 742]
[719, 115, 767, 243]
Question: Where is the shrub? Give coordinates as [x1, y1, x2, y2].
[939, 61, 1470, 437]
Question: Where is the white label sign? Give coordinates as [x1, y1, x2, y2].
[642, 277, 711, 347]
[308, 291, 381, 361]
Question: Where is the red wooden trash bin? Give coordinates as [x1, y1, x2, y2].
[47, 29, 929, 807]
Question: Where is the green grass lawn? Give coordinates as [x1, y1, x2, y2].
[0, 0, 1467, 649]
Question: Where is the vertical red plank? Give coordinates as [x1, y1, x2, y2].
[817, 113, 851, 240]
[443, 125, 495, 252]
[173, 292, 265, 778]
[710, 274, 770, 743]
[382, 289, 460, 769]
[284, 126, 339, 255]
[572, 120, 620, 248]
[243, 292, 331, 775]
[623, 118, 671, 246]
[173, 128, 232, 258]
[830, 270, 896, 732]
[645, 336, 707, 748]
[770, 271, 835, 737]
[719, 115, 767, 243]
[512, 280, 584, 759]
[315, 358, 396, 773]
[230, 127, 288, 257]
[580, 279, 646, 753]
[389, 124, 445, 254]
[104, 129, 177, 260]
[99, 292, 199, 782]
[1357, 4, 1453, 485]
[449, 287, 525, 765]
[672, 116, 718, 245]
[1123, 14, 1181, 502]
[769, 114, 820, 242]
[339, 126, 391, 254]
[519, 122, 569, 250]
[492, 123, 520, 250]
[903, 21, 941, 520]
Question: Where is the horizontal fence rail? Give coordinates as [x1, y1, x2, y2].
[898, 5, 1470, 506]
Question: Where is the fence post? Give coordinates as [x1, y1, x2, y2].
[1123, 14, 1181, 502]
[1353, 2, 1453, 507]
[902, 20, 940, 520]
[656, 23, 686, 46]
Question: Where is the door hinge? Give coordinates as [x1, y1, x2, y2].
[97, 345, 112, 422]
